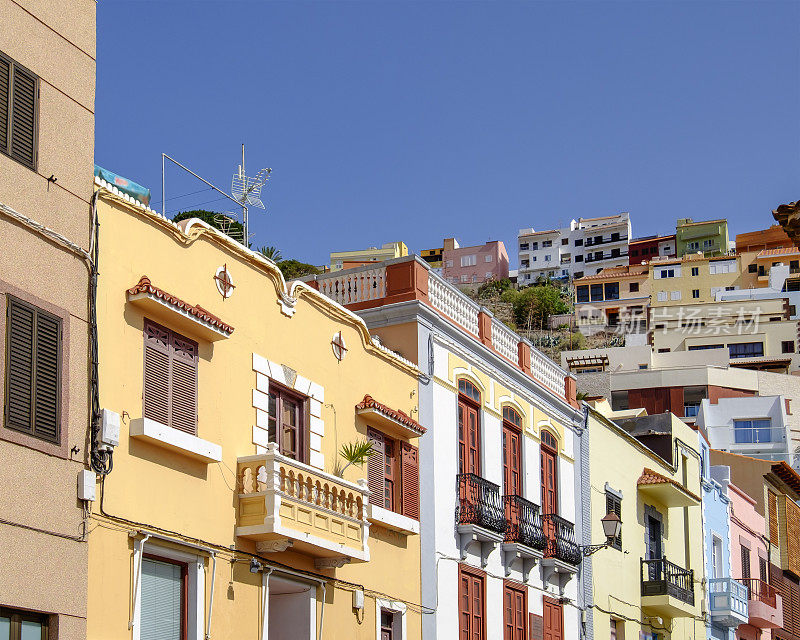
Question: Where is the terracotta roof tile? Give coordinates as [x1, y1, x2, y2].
[756, 247, 800, 257]
[637, 467, 701, 502]
[127, 276, 235, 335]
[356, 394, 426, 434]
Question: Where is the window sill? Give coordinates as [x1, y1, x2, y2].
[129, 418, 222, 463]
[366, 504, 419, 535]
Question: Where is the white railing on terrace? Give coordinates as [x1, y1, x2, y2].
[531, 345, 567, 396]
[428, 271, 481, 336]
[492, 317, 518, 363]
[318, 266, 386, 306]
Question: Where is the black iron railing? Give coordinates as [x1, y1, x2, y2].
[542, 513, 581, 565]
[640, 557, 694, 605]
[504, 495, 546, 550]
[585, 235, 629, 247]
[456, 473, 507, 534]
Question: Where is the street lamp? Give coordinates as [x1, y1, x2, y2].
[580, 512, 622, 557]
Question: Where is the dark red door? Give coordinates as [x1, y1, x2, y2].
[458, 400, 481, 475]
[459, 565, 484, 640]
[502, 424, 522, 496]
[503, 582, 526, 640]
[540, 431, 559, 544]
[543, 597, 563, 640]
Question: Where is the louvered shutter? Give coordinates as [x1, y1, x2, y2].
[769, 491, 780, 546]
[170, 334, 197, 434]
[606, 493, 622, 550]
[367, 428, 385, 502]
[33, 311, 60, 441]
[0, 56, 9, 153]
[6, 299, 34, 432]
[400, 441, 420, 520]
[140, 558, 183, 640]
[143, 320, 171, 426]
[10, 64, 36, 168]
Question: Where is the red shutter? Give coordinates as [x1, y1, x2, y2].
[143, 320, 171, 426]
[400, 441, 420, 520]
[459, 565, 485, 640]
[170, 334, 198, 434]
[367, 428, 386, 502]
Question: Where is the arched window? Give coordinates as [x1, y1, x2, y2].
[541, 428, 558, 452]
[458, 378, 481, 404]
[502, 406, 523, 429]
[540, 429, 559, 519]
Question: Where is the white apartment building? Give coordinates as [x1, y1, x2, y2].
[518, 213, 632, 284]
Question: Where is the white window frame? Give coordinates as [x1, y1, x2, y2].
[544, 255, 551, 262]
[375, 598, 407, 639]
[657, 291, 667, 302]
[670, 290, 681, 300]
[132, 538, 206, 640]
[712, 533, 724, 578]
[461, 255, 477, 267]
[484, 255, 492, 263]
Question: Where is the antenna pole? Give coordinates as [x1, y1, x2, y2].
[161, 153, 166, 218]
[242, 143, 248, 246]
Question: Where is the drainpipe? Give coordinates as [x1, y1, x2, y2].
[260, 568, 273, 640]
[318, 581, 326, 640]
[205, 552, 217, 640]
[129, 534, 151, 629]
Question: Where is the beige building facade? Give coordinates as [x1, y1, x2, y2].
[0, 1, 96, 638]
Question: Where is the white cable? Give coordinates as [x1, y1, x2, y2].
[0, 201, 92, 265]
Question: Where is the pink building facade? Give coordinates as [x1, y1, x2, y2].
[441, 238, 509, 285]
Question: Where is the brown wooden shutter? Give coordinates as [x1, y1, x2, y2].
[6, 299, 34, 432]
[170, 334, 197, 434]
[10, 64, 36, 168]
[143, 320, 171, 426]
[33, 311, 60, 441]
[367, 428, 385, 501]
[769, 491, 780, 546]
[0, 56, 9, 153]
[400, 441, 420, 520]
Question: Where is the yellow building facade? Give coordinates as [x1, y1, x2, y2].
[88, 181, 424, 640]
[586, 402, 705, 640]
[330, 241, 408, 271]
[649, 253, 744, 308]
[574, 264, 650, 331]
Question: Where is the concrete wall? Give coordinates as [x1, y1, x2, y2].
[0, 1, 95, 637]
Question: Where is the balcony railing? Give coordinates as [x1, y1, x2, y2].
[742, 578, 777, 608]
[456, 473, 507, 535]
[641, 557, 694, 605]
[585, 235, 629, 247]
[317, 266, 386, 306]
[504, 495, 546, 550]
[708, 577, 749, 624]
[585, 251, 629, 263]
[542, 513, 581, 565]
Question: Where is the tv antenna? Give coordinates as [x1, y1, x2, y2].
[161, 145, 271, 246]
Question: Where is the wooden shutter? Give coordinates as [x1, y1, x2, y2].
[10, 64, 36, 168]
[400, 441, 420, 520]
[367, 428, 386, 501]
[741, 545, 751, 581]
[143, 320, 171, 426]
[768, 491, 780, 546]
[606, 493, 622, 550]
[170, 334, 197, 434]
[0, 56, 8, 153]
[5, 297, 60, 443]
[504, 583, 526, 640]
[458, 565, 484, 640]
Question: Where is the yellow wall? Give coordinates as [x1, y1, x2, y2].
[587, 407, 704, 640]
[649, 255, 745, 308]
[88, 190, 422, 639]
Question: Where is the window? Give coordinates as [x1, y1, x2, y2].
[575, 255, 583, 262]
[380, 609, 400, 640]
[611, 232, 620, 242]
[520, 260, 529, 269]
[573, 271, 584, 279]
[709, 260, 736, 275]
[605, 492, 622, 550]
[629, 282, 639, 293]
[734, 419, 772, 444]
[611, 248, 620, 258]
[544, 255, 551, 262]
[543, 240, 552, 248]
[143, 319, 198, 435]
[268, 384, 307, 462]
[594, 236, 603, 244]
[688, 344, 724, 351]
[657, 291, 667, 302]
[728, 342, 763, 359]
[460, 275, 469, 283]
[594, 251, 603, 261]
[141, 556, 187, 640]
[0, 51, 39, 169]
[458, 565, 485, 640]
[458, 379, 481, 475]
[741, 545, 751, 580]
[0, 607, 48, 640]
[530, 242, 538, 250]
[461, 255, 477, 267]
[748, 264, 758, 273]
[657, 348, 670, 353]
[482, 255, 492, 263]
[503, 582, 527, 640]
[792, 260, 800, 274]
[367, 428, 419, 519]
[691, 267, 699, 276]
[692, 289, 699, 299]
[712, 535, 723, 578]
[783, 341, 796, 354]
[531, 256, 537, 262]
[688, 241, 699, 251]
[561, 238, 569, 245]
[574, 239, 583, 246]
[485, 272, 492, 278]
[5, 296, 61, 443]
[576, 286, 590, 303]
[604, 282, 619, 300]
[610, 619, 624, 640]
[670, 290, 681, 300]
[658, 269, 675, 279]
[519, 243, 529, 251]
[704, 239, 713, 248]
[590, 284, 603, 302]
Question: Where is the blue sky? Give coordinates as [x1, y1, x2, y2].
[96, 1, 800, 267]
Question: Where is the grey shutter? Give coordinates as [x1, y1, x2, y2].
[143, 320, 171, 426]
[10, 64, 36, 167]
[6, 299, 34, 432]
[33, 311, 60, 441]
[170, 334, 197, 434]
[0, 56, 9, 153]
[140, 558, 183, 640]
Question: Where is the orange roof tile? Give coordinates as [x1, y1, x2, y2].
[637, 467, 701, 502]
[756, 247, 800, 258]
[355, 394, 426, 435]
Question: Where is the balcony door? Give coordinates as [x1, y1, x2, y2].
[503, 582, 527, 640]
[646, 514, 662, 581]
[458, 380, 482, 476]
[540, 430, 559, 544]
[502, 407, 523, 496]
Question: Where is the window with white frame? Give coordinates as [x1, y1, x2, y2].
[657, 268, 675, 279]
[460, 275, 469, 283]
[657, 291, 667, 302]
[445, 260, 453, 268]
[484, 255, 492, 263]
[461, 255, 477, 267]
[709, 260, 736, 275]
[376, 599, 406, 640]
[544, 255, 551, 262]
[734, 419, 773, 444]
[670, 290, 681, 300]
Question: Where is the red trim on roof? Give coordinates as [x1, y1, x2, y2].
[356, 394, 426, 434]
[127, 276, 235, 334]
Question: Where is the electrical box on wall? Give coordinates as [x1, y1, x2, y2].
[78, 469, 96, 501]
[352, 589, 364, 610]
[99, 408, 120, 449]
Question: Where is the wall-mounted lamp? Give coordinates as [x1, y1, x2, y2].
[579, 512, 622, 557]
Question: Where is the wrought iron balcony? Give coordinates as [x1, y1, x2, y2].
[708, 577, 749, 627]
[504, 495, 546, 550]
[542, 513, 581, 565]
[456, 473, 507, 535]
[641, 557, 694, 606]
[741, 578, 783, 629]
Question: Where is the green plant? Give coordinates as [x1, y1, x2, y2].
[567, 331, 585, 350]
[258, 245, 283, 262]
[475, 277, 513, 299]
[513, 284, 569, 329]
[332, 439, 374, 478]
[278, 259, 322, 280]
